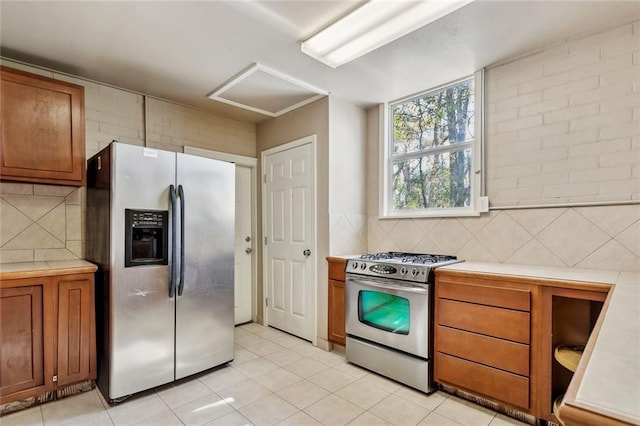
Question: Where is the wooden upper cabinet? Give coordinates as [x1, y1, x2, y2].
[0, 66, 86, 186]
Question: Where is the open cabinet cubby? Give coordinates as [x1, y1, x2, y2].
[544, 291, 606, 424]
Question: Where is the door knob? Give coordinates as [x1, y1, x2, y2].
[303, 249, 311, 257]
[245, 247, 252, 254]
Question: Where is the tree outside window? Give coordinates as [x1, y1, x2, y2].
[388, 76, 478, 215]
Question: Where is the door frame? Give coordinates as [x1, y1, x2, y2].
[261, 135, 318, 345]
[184, 146, 258, 323]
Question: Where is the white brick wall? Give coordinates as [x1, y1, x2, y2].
[147, 100, 255, 157]
[486, 20, 640, 206]
[367, 20, 640, 272]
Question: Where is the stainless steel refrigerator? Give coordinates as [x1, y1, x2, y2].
[86, 141, 235, 402]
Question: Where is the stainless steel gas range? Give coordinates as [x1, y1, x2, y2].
[345, 252, 462, 393]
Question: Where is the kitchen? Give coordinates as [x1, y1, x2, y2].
[1, 1, 639, 425]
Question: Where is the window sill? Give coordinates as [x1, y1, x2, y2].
[380, 209, 482, 219]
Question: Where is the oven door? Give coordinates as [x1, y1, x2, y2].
[346, 275, 429, 358]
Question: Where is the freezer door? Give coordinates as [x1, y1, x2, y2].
[175, 153, 235, 379]
[110, 143, 176, 399]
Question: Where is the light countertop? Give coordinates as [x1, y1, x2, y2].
[573, 270, 640, 424]
[439, 261, 639, 425]
[0, 260, 98, 280]
[438, 261, 620, 286]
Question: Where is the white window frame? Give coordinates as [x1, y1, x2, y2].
[380, 70, 484, 218]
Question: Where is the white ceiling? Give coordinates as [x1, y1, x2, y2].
[2, 1, 639, 124]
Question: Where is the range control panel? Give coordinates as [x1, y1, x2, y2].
[345, 259, 430, 283]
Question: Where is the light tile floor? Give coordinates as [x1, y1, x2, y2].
[1, 323, 528, 426]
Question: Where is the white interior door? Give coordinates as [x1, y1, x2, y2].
[263, 138, 315, 341]
[235, 165, 253, 325]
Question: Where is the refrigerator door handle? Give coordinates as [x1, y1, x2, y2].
[177, 184, 186, 296]
[169, 184, 178, 298]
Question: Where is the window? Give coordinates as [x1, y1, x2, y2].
[382, 72, 483, 217]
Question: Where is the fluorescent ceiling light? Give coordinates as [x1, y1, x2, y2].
[301, 0, 474, 68]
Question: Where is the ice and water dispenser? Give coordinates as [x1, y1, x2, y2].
[124, 209, 169, 267]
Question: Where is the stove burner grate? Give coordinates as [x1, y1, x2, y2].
[360, 252, 456, 263]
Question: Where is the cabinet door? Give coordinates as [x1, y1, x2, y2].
[56, 276, 94, 386]
[328, 279, 346, 345]
[0, 66, 85, 186]
[0, 286, 45, 396]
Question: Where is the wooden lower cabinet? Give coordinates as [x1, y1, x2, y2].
[328, 279, 346, 345]
[327, 257, 347, 346]
[538, 286, 607, 424]
[0, 285, 46, 398]
[0, 271, 96, 408]
[435, 269, 611, 423]
[435, 272, 536, 412]
[56, 274, 95, 387]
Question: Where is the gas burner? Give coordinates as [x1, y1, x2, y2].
[360, 252, 457, 263]
[405, 254, 458, 264]
[351, 252, 461, 284]
[361, 252, 392, 260]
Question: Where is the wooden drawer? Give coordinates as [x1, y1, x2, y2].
[436, 352, 530, 410]
[436, 325, 529, 376]
[438, 281, 530, 312]
[327, 258, 346, 282]
[438, 299, 530, 344]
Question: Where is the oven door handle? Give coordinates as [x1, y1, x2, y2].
[346, 278, 428, 294]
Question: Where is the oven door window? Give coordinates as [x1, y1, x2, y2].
[358, 290, 410, 335]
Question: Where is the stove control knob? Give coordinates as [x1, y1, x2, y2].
[400, 267, 408, 275]
[352, 262, 358, 270]
[411, 268, 418, 276]
[360, 262, 367, 270]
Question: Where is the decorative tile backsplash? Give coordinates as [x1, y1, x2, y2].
[0, 183, 84, 263]
[330, 213, 367, 256]
[367, 204, 640, 272]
